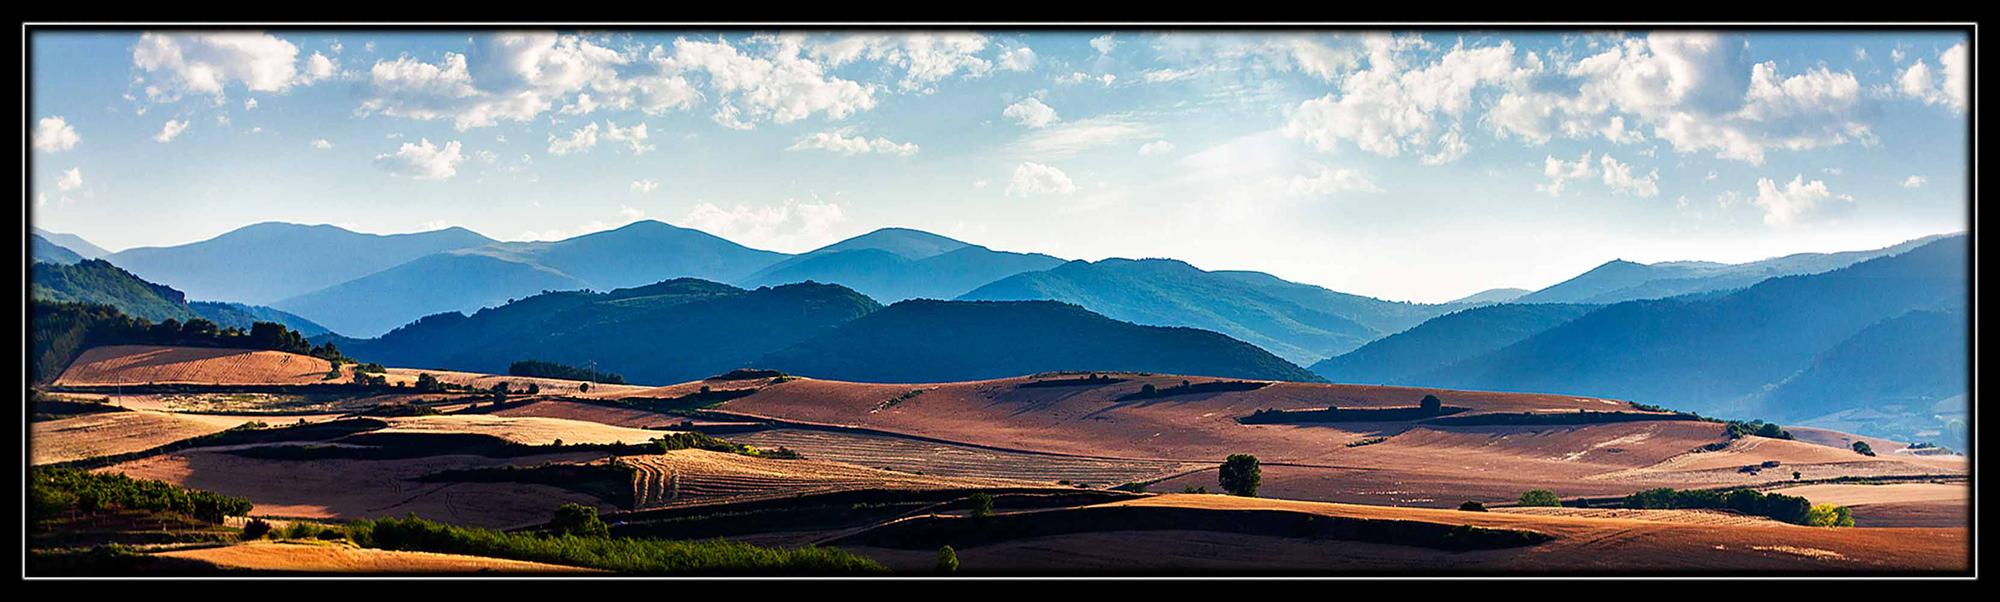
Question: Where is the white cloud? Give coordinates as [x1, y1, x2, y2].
[1284, 35, 1521, 163]
[243, 98, 259, 110]
[1008, 114, 1154, 157]
[619, 204, 647, 221]
[1138, 140, 1176, 156]
[303, 52, 339, 83]
[1597, 154, 1660, 198]
[359, 33, 666, 131]
[1141, 67, 1199, 83]
[1896, 43, 1967, 112]
[603, 120, 655, 154]
[806, 33, 993, 92]
[681, 197, 849, 252]
[311, 138, 334, 149]
[1751, 174, 1852, 226]
[1536, 151, 1595, 197]
[33, 116, 80, 152]
[997, 46, 1037, 71]
[1055, 71, 1116, 86]
[131, 32, 315, 100]
[1002, 97, 1059, 128]
[56, 167, 84, 191]
[788, 129, 919, 156]
[668, 35, 876, 128]
[153, 119, 190, 143]
[631, 179, 660, 193]
[546, 122, 599, 155]
[374, 138, 465, 180]
[1090, 34, 1118, 55]
[1006, 162, 1076, 197]
[1285, 163, 1384, 196]
[546, 120, 653, 155]
[1901, 175, 1928, 189]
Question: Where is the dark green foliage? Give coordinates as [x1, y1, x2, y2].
[650, 432, 797, 459]
[935, 545, 959, 574]
[1517, 490, 1561, 507]
[526, 382, 542, 395]
[1243, 404, 1470, 424]
[1118, 379, 1268, 401]
[31, 468, 252, 524]
[758, 299, 1326, 384]
[1420, 394, 1443, 413]
[1219, 454, 1261, 497]
[509, 360, 627, 384]
[241, 518, 273, 540]
[1344, 437, 1389, 447]
[1458, 501, 1487, 512]
[1620, 487, 1817, 524]
[414, 373, 445, 392]
[551, 503, 610, 538]
[1140, 383, 1157, 395]
[968, 493, 994, 518]
[29, 300, 332, 384]
[1852, 441, 1876, 456]
[32, 259, 196, 322]
[346, 514, 885, 574]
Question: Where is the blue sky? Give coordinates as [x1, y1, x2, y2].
[28, 29, 1969, 302]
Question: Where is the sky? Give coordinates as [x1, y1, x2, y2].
[27, 29, 1970, 303]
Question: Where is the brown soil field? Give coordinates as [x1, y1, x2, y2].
[1488, 507, 1785, 526]
[487, 399, 686, 428]
[378, 367, 653, 397]
[728, 428, 1199, 486]
[843, 493, 1967, 574]
[32, 410, 268, 465]
[622, 449, 1041, 509]
[1764, 483, 1971, 528]
[100, 449, 612, 529]
[1787, 426, 1965, 461]
[56, 345, 346, 386]
[372, 415, 667, 446]
[155, 541, 598, 574]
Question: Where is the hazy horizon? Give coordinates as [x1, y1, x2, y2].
[29, 30, 1970, 303]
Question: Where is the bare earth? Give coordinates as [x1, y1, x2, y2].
[32, 410, 262, 465]
[57, 345, 344, 386]
[156, 541, 597, 574]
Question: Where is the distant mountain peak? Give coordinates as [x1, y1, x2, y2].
[816, 227, 971, 259]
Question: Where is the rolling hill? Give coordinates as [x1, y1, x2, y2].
[104, 222, 496, 305]
[736, 228, 1066, 302]
[957, 258, 1452, 364]
[1757, 306, 1969, 442]
[31, 234, 85, 265]
[335, 279, 882, 384]
[32, 227, 111, 259]
[758, 299, 1325, 383]
[1310, 303, 1599, 383]
[275, 220, 790, 337]
[1447, 287, 1531, 305]
[30, 259, 331, 334]
[1513, 234, 1950, 305]
[1402, 235, 1968, 433]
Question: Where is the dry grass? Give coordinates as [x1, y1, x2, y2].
[728, 428, 1198, 486]
[623, 449, 1038, 509]
[373, 415, 668, 446]
[56, 345, 343, 386]
[32, 410, 263, 465]
[155, 541, 599, 573]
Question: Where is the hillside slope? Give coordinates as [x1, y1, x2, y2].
[1311, 303, 1598, 383]
[105, 222, 495, 304]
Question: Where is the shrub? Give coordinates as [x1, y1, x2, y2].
[1518, 490, 1561, 507]
[30, 467, 251, 523]
[508, 360, 626, 384]
[346, 514, 884, 574]
[935, 545, 959, 574]
[1804, 504, 1855, 527]
[1458, 501, 1488, 512]
[1140, 383, 1157, 395]
[550, 503, 610, 538]
[241, 518, 273, 540]
[968, 492, 994, 519]
[1420, 394, 1443, 413]
[1852, 441, 1876, 456]
[1219, 454, 1261, 497]
[526, 383, 541, 395]
[414, 373, 445, 392]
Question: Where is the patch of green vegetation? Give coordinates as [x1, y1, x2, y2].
[345, 514, 886, 575]
[651, 432, 800, 460]
[1620, 487, 1825, 525]
[876, 389, 927, 411]
[32, 467, 252, 524]
[1517, 489, 1562, 507]
[1344, 436, 1389, 448]
[1219, 454, 1260, 497]
[510, 360, 626, 385]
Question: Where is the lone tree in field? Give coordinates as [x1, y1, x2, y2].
[1140, 383, 1157, 396]
[1518, 489, 1561, 507]
[1852, 441, 1876, 456]
[414, 373, 444, 392]
[935, 545, 959, 573]
[968, 492, 995, 519]
[1458, 501, 1488, 512]
[550, 503, 608, 538]
[526, 382, 541, 395]
[1420, 394, 1443, 414]
[1219, 454, 1261, 497]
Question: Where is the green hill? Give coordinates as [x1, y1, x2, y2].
[1311, 303, 1599, 383]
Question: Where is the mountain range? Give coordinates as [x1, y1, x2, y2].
[105, 222, 496, 306]
[29, 257, 329, 335]
[1511, 234, 1949, 305]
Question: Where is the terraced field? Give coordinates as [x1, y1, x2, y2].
[729, 428, 1199, 487]
[622, 449, 1035, 508]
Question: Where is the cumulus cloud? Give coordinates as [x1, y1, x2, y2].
[631, 179, 660, 193]
[132, 32, 319, 100]
[1006, 162, 1076, 197]
[360, 32, 696, 131]
[546, 122, 599, 155]
[1285, 163, 1384, 196]
[603, 120, 655, 154]
[681, 197, 849, 251]
[997, 46, 1037, 71]
[153, 119, 190, 143]
[57, 167, 84, 191]
[787, 129, 919, 156]
[1537, 151, 1595, 197]
[546, 120, 653, 155]
[1751, 174, 1852, 226]
[806, 32, 993, 92]
[1901, 175, 1928, 188]
[311, 138, 334, 149]
[1597, 154, 1660, 197]
[1141, 67, 1200, 83]
[1487, 32, 1873, 165]
[1090, 34, 1118, 55]
[1055, 72, 1116, 86]
[302, 52, 339, 83]
[1002, 97, 1059, 128]
[374, 138, 465, 180]
[666, 35, 876, 129]
[33, 116, 80, 152]
[1284, 35, 1522, 163]
[1896, 43, 1967, 112]
[1138, 140, 1176, 156]
[244, 98, 259, 110]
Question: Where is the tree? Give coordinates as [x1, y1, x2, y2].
[1805, 504, 1855, 527]
[935, 545, 959, 573]
[1140, 383, 1157, 396]
[526, 382, 541, 395]
[1793, 471, 1802, 480]
[550, 503, 608, 537]
[1756, 422, 1788, 439]
[579, 382, 591, 393]
[968, 492, 994, 518]
[415, 373, 444, 392]
[1518, 489, 1561, 507]
[1852, 441, 1876, 456]
[1219, 454, 1261, 497]
[1420, 394, 1443, 413]
[1458, 501, 1487, 512]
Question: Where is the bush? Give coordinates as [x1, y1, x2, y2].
[1621, 487, 1817, 525]
[30, 467, 251, 523]
[1518, 490, 1561, 507]
[1420, 394, 1443, 413]
[1219, 454, 1261, 497]
[1805, 504, 1855, 527]
[347, 514, 884, 574]
[1852, 441, 1876, 456]
[550, 503, 610, 538]
[241, 518, 273, 540]
[1458, 501, 1488, 512]
[968, 493, 994, 519]
[508, 360, 626, 385]
[935, 545, 959, 574]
